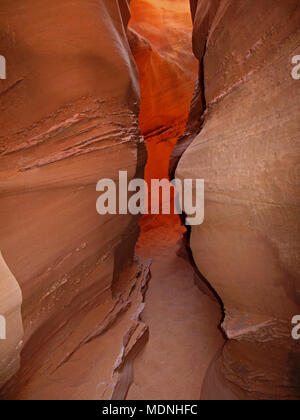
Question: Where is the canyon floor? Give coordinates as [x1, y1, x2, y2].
[127, 216, 224, 400]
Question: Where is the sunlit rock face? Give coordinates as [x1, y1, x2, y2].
[0, 0, 148, 399]
[129, 0, 197, 227]
[176, 0, 300, 400]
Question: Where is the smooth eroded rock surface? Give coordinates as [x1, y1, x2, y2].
[176, 0, 300, 400]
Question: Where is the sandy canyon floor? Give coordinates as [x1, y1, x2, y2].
[128, 216, 224, 400]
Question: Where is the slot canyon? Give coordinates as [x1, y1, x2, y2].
[0, 0, 299, 401]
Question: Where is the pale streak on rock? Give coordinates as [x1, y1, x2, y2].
[0, 252, 23, 389]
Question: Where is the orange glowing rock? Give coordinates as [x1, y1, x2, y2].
[129, 0, 198, 228]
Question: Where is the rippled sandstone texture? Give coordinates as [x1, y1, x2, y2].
[0, 0, 149, 399]
[175, 0, 300, 400]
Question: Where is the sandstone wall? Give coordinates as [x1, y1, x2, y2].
[0, 0, 148, 399]
[176, 0, 300, 400]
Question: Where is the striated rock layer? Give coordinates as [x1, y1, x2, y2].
[0, 0, 148, 399]
[175, 0, 300, 400]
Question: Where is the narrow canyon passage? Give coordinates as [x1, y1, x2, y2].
[1, 0, 298, 401]
[0, 0, 225, 400]
[127, 0, 224, 399]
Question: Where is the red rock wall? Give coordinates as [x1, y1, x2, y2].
[176, 0, 300, 400]
[0, 0, 148, 399]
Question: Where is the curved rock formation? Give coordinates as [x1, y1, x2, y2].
[175, 0, 300, 400]
[0, 0, 148, 399]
